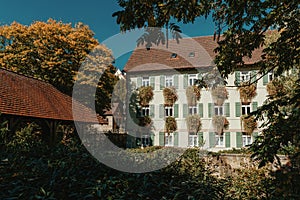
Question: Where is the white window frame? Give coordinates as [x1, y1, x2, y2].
[189, 133, 198, 147]
[141, 106, 150, 117]
[215, 133, 225, 147]
[240, 71, 251, 82]
[141, 135, 151, 147]
[189, 106, 198, 115]
[165, 132, 174, 146]
[242, 134, 252, 147]
[214, 104, 224, 116]
[268, 72, 274, 82]
[165, 75, 173, 87]
[188, 74, 198, 86]
[241, 102, 251, 115]
[142, 77, 150, 87]
[165, 106, 173, 117]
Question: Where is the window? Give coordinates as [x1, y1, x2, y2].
[165, 106, 173, 117]
[214, 104, 224, 115]
[268, 72, 274, 82]
[240, 71, 251, 82]
[189, 133, 198, 147]
[170, 53, 177, 58]
[215, 133, 224, 147]
[189, 106, 198, 115]
[141, 135, 151, 147]
[189, 52, 195, 58]
[242, 134, 252, 147]
[188, 74, 197, 86]
[241, 102, 251, 115]
[165, 132, 174, 146]
[142, 77, 150, 87]
[141, 106, 150, 117]
[165, 75, 173, 87]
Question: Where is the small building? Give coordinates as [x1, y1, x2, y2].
[0, 68, 98, 144]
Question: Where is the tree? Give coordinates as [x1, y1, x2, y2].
[0, 19, 117, 114]
[0, 19, 99, 95]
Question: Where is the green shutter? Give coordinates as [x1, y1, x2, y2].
[251, 70, 257, 83]
[263, 74, 268, 85]
[209, 132, 216, 148]
[183, 74, 188, 89]
[174, 104, 179, 118]
[183, 104, 188, 118]
[198, 132, 204, 146]
[252, 132, 258, 142]
[225, 132, 231, 148]
[159, 104, 164, 118]
[150, 104, 155, 118]
[159, 132, 165, 146]
[235, 71, 240, 85]
[236, 132, 242, 148]
[198, 103, 203, 118]
[235, 102, 241, 117]
[225, 103, 230, 117]
[174, 132, 179, 146]
[174, 75, 179, 89]
[150, 133, 155, 146]
[160, 75, 165, 90]
[150, 76, 155, 89]
[137, 77, 142, 88]
[208, 103, 213, 118]
[252, 101, 258, 112]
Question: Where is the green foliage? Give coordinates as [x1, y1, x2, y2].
[163, 86, 178, 106]
[241, 115, 257, 135]
[165, 116, 177, 134]
[186, 114, 202, 134]
[7, 123, 44, 153]
[186, 85, 201, 106]
[211, 85, 228, 105]
[212, 115, 229, 134]
[238, 82, 257, 103]
[138, 86, 154, 106]
[0, 116, 8, 147]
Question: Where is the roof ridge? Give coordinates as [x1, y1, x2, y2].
[0, 67, 50, 84]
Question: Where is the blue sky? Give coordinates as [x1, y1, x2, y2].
[0, 0, 215, 69]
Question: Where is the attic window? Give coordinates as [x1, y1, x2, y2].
[189, 52, 195, 57]
[170, 53, 177, 58]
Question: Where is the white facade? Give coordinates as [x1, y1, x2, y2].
[126, 69, 272, 150]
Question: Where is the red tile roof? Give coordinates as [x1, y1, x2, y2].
[124, 35, 263, 72]
[0, 68, 98, 123]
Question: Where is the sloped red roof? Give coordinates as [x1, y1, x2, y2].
[124, 35, 263, 72]
[0, 68, 98, 123]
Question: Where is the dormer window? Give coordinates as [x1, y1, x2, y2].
[189, 52, 195, 58]
[170, 53, 177, 58]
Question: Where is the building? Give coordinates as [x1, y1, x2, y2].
[0, 68, 98, 144]
[123, 35, 274, 150]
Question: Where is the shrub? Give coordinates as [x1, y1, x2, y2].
[211, 85, 228, 105]
[138, 86, 154, 106]
[238, 82, 257, 103]
[212, 115, 229, 134]
[165, 116, 177, 134]
[186, 85, 201, 106]
[163, 86, 178, 106]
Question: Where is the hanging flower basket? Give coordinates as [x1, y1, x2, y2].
[186, 114, 202, 133]
[165, 116, 177, 134]
[266, 79, 285, 97]
[138, 86, 154, 106]
[211, 85, 228, 106]
[186, 85, 201, 106]
[241, 115, 257, 135]
[238, 82, 257, 103]
[163, 86, 178, 106]
[139, 116, 152, 127]
[212, 115, 229, 134]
